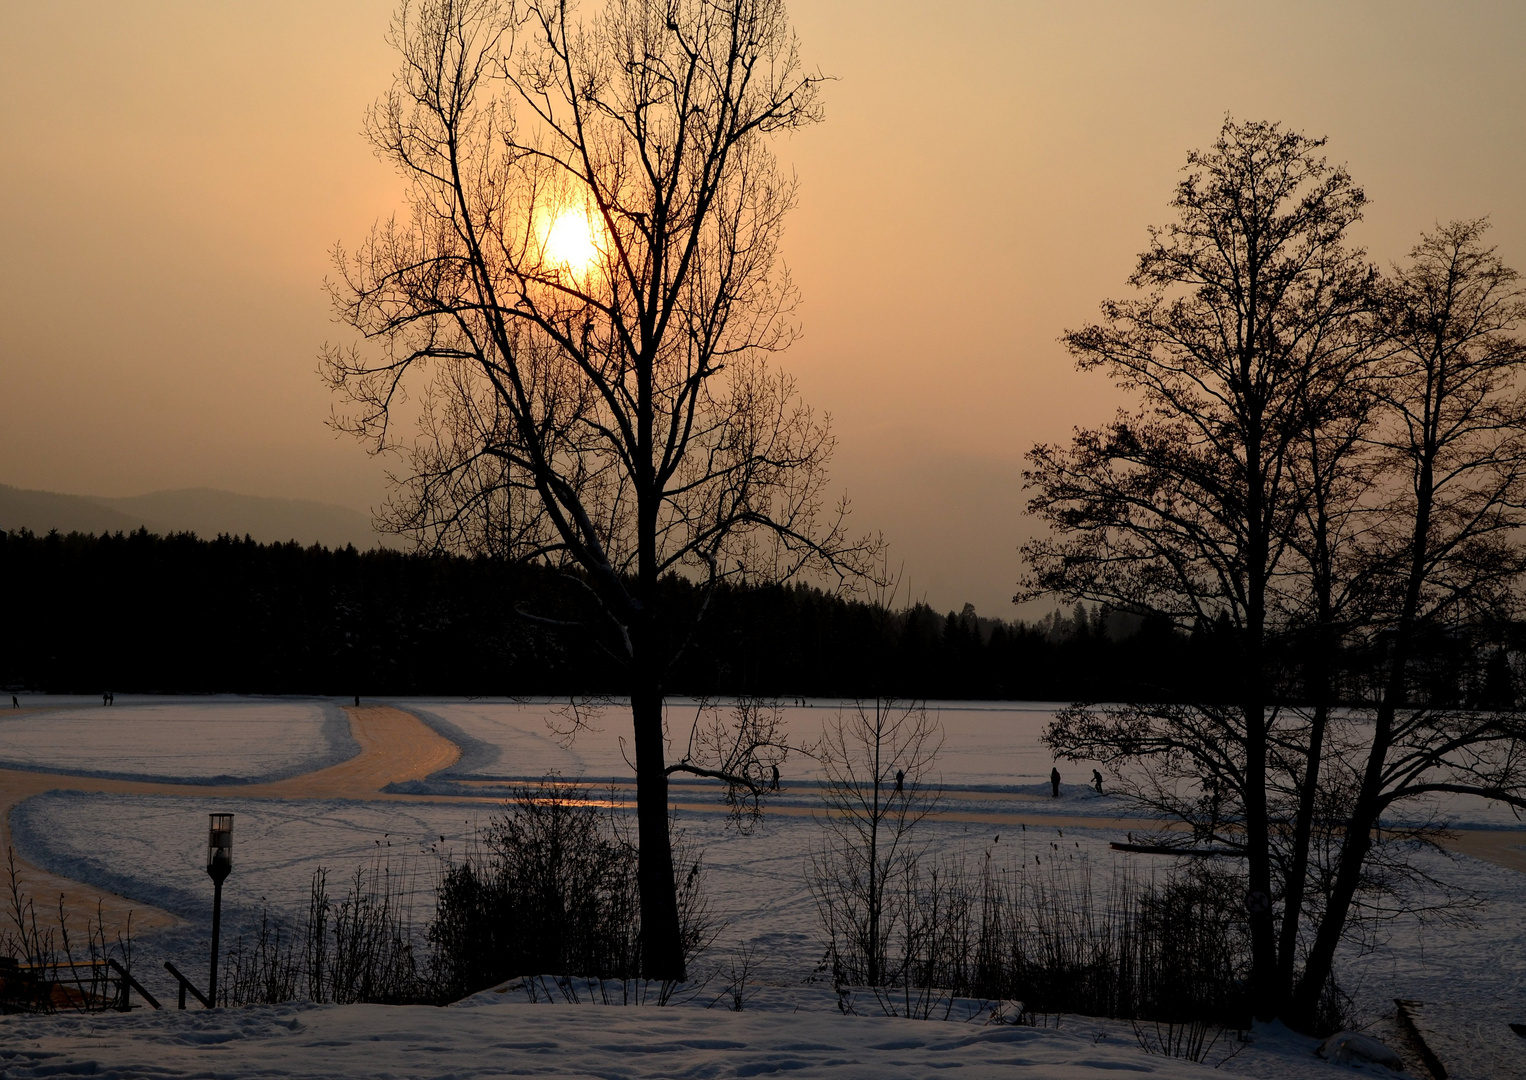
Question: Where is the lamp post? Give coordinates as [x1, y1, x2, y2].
[206, 813, 233, 1006]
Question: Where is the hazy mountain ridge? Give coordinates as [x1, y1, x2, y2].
[0, 483, 397, 550]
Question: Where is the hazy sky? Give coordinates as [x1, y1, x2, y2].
[2, 2, 1522, 618]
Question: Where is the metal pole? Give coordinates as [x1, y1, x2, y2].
[208, 876, 223, 1006]
[205, 811, 233, 1008]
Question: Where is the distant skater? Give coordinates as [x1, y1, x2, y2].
[103, 692, 109, 707]
[1050, 767, 1061, 798]
[771, 764, 780, 791]
[354, 694, 360, 707]
[1092, 769, 1104, 794]
[895, 768, 904, 793]
[10, 694, 17, 709]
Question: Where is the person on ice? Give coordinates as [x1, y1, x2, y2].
[1050, 767, 1061, 797]
[1092, 769, 1104, 794]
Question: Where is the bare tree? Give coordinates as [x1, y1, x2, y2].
[323, 0, 876, 979]
[1288, 220, 1526, 1025]
[809, 698, 943, 988]
[1025, 119, 1526, 1030]
[1021, 118, 1375, 1018]
[1268, 295, 1385, 1006]
[670, 697, 790, 828]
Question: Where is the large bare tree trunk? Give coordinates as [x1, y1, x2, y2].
[1277, 701, 1327, 1010]
[1277, 448, 1341, 1013]
[1242, 592, 1277, 1015]
[630, 684, 684, 981]
[1242, 409, 1279, 1019]
[1290, 461, 1431, 1026]
[1243, 697, 1277, 1016]
[1287, 699, 1390, 1027]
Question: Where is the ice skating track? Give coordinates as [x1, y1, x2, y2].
[2, 703, 1524, 941]
[0, 706, 460, 937]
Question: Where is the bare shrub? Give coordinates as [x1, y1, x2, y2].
[711, 944, 759, 1011]
[813, 806, 1262, 1035]
[1, 848, 137, 1014]
[428, 779, 714, 1002]
[1133, 1016, 1243, 1064]
[220, 862, 426, 1007]
[963, 856, 1252, 1028]
[217, 781, 709, 1008]
[220, 910, 299, 1007]
[809, 698, 943, 990]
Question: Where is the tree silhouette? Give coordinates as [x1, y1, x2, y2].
[323, 0, 875, 979]
[1025, 115, 1526, 1028]
[1022, 118, 1375, 1019]
[1288, 220, 1526, 1025]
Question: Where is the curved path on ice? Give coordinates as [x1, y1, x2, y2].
[4, 702, 1526, 944]
[0, 705, 459, 937]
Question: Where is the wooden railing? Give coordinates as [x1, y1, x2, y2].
[1, 957, 159, 1012]
[162, 960, 210, 1009]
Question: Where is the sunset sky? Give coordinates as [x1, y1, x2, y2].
[3, 2, 1522, 618]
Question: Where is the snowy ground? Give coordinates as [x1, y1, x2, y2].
[10, 791, 478, 933]
[5, 695, 1525, 1078]
[0, 997, 1235, 1080]
[0, 698, 354, 783]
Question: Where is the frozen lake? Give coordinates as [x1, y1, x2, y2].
[404, 698, 1099, 788]
[4, 694, 1525, 1042]
[386, 697, 1526, 828]
[0, 697, 355, 783]
[396, 698, 1123, 821]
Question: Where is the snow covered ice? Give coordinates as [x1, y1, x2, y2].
[0, 697, 354, 784]
[4, 695, 1525, 1079]
[401, 697, 1106, 790]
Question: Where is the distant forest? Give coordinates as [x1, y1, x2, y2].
[2, 527, 1518, 705]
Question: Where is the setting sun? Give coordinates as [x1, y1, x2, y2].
[543, 206, 601, 274]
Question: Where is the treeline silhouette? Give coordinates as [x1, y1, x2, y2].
[2, 527, 1516, 705]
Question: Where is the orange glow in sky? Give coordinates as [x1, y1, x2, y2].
[1, 1, 1523, 618]
[542, 206, 602, 276]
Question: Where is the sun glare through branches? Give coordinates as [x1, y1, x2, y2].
[540, 205, 603, 277]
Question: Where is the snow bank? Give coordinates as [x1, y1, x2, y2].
[0, 998, 1219, 1079]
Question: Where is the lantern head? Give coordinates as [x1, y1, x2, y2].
[207, 813, 233, 882]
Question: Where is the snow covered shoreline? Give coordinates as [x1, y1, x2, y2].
[0, 995, 1253, 1079]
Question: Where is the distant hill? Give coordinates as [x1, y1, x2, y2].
[0, 483, 398, 550]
